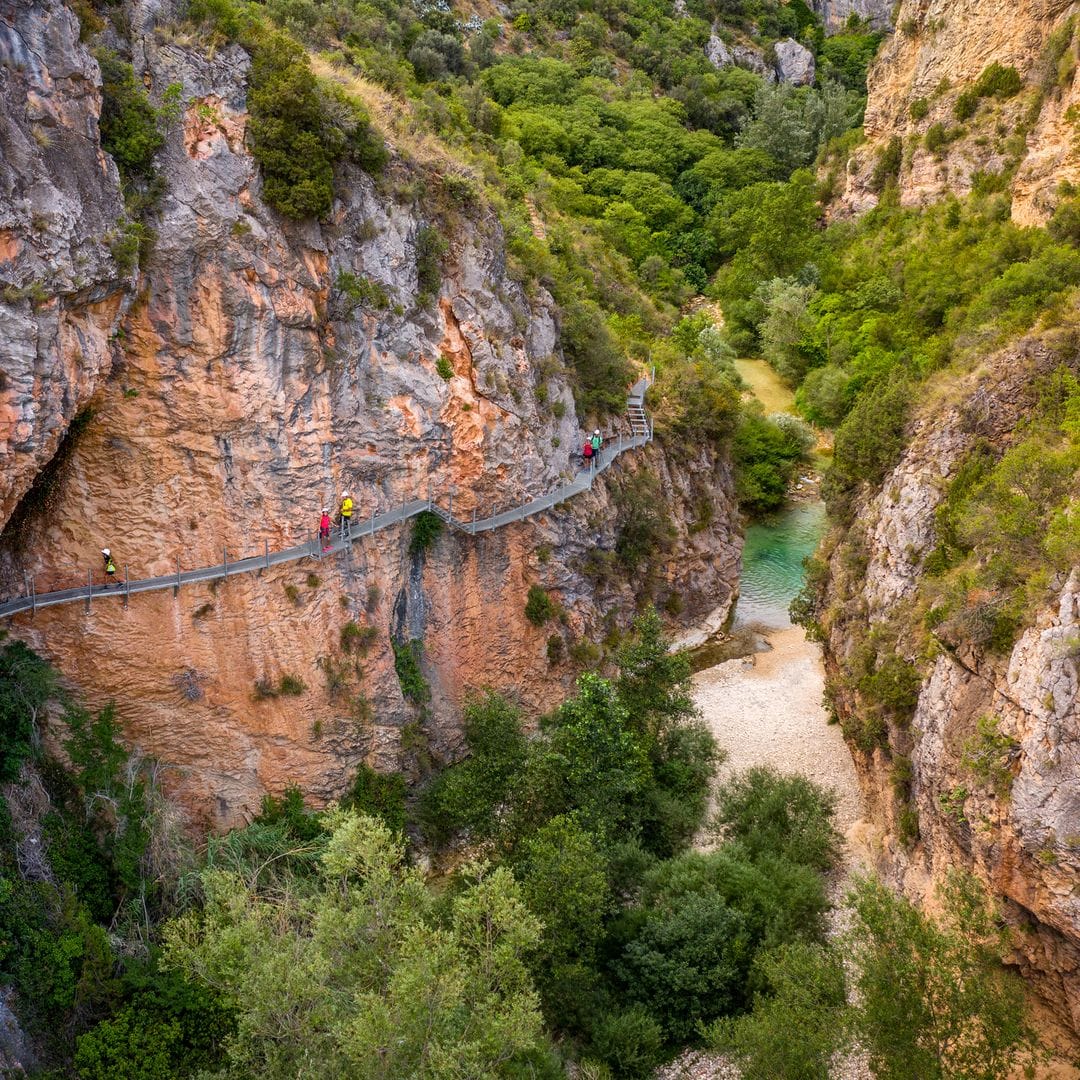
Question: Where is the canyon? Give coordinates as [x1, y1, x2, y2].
[5, 0, 1080, 1063]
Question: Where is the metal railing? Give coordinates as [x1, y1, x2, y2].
[0, 373, 654, 619]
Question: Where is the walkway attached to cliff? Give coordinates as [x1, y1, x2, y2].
[0, 375, 654, 619]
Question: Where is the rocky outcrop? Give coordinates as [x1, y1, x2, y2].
[773, 38, 816, 85]
[705, 32, 733, 70]
[0, 1, 742, 827]
[819, 338, 1080, 1039]
[0, 0, 127, 530]
[835, 0, 1080, 225]
[810, 0, 892, 32]
[732, 43, 771, 79]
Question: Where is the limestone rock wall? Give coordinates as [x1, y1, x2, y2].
[0, 1, 742, 827]
[810, 0, 892, 33]
[836, 0, 1080, 225]
[819, 338, 1080, 1038]
[0, 0, 127, 528]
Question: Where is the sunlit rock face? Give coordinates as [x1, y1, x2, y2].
[820, 338, 1080, 1041]
[835, 0, 1080, 226]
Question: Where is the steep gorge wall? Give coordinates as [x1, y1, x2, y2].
[838, 0, 1080, 225]
[0, 1, 741, 827]
[819, 338, 1080, 1038]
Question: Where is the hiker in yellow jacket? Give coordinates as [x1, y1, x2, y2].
[339, 491, 354, 539]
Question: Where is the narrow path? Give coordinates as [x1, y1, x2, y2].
[0, 377, 653, 619]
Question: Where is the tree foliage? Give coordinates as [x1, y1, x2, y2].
[163, 812, 546, 1078]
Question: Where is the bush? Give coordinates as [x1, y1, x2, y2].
[954, 63, 1023, 120]
[525, 585, 557, 625]
[278, 674, 306, 696]
[707, 941, 848, 1080]
[436, 355, 454, 380]
[909, 97, 930, 121]
[340, 620, 378, 654]
[848, 875, 1039, 1080]
[614, 891, 752, 1041]
[0, 639, 56, 782]
[972, 62, 1023, 99]
[613, 472, 674, 572]
[589, 1007, 663, 1078]
[823, 375, 909, 520]
[732, 408, 807, 515]
[342, 764, 407, 832]
[409, 510, 443, 555]
[418, 692, 528, 841]
[713, 766, 841, 871]
[392, 639, 429, 703]
[640, 846, 830, 954]
[415, 225, 448, 301]
[95, 49, 166, 182]
[335, 270, 389, 311]
[869, 136, 902, 194]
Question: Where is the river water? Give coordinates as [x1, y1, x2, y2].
[735, 501, 825, 630]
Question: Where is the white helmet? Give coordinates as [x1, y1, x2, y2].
[342, 490, 350, 498]
[101, 548, 110, 556]
[594, 429, 600, 435]
[322, 507, 330, 514]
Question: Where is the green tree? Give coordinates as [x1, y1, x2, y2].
[74, 1007, 180, 1080]
[614, 608, 696, 744]
[707, 940, 849, 1080]
[513, 814, 610, 1017]
[163, 811, 546, 1078]
[549, 674, 651, 837]
[712, 766, 841, 871]
[0, 639, 56, 782]
[757, 277, 818, 384]
[615, 890, 752, 1041]
[848, 874, 1040, 1080]
[418, 692, 529, 843]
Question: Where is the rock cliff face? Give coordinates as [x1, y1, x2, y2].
[0, 0, 127, 529]
[0, 1, 741, 826]
[837, 0, 1080, 225]
[810, 0, 892, 33]
[819, 338, 1080, 1038]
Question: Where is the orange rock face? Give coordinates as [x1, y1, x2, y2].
[0, 11, 742, 828]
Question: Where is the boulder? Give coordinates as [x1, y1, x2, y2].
[732, 44, 771, 78]
[773, 37, 816, 85]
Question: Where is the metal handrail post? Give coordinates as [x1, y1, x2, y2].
[176, 555, 181, 593]
[86, 569, 92, 613]
[370, 507, 375, 536]
[223, 547, 228, 578]
[265, 539, 270, 570]
[448, 490, 453, 521]
[472, 506, 476, 534]
[124, 566, 129, 607]
[30, 576, 35, 617]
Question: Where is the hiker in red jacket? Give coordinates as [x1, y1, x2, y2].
[319, 509, 332, 552]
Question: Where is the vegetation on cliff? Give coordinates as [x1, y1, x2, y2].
[166, 0, 870, 474]
[0, 618, 1043, 1077]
